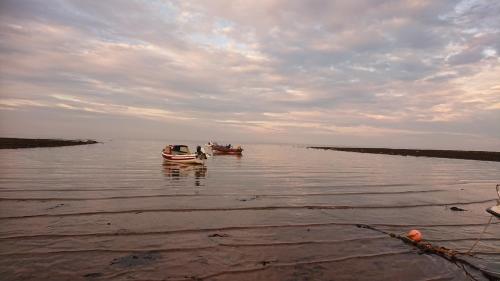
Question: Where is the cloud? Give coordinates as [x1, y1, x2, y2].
[0, 0, 499, 149]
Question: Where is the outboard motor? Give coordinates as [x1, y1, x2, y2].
[196, 146, 207, 160]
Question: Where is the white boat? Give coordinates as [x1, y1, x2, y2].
[486, 184, 500, 218]
[162, 145, 207, 165]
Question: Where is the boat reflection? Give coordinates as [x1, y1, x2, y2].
[214, 153, 243, 159]
[162, 162, 207, 186]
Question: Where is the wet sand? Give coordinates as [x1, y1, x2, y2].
[308, 146, 500, 162]
[0, 138, 98, 149]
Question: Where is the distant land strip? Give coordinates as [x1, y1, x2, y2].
[308, 147, 500, 162]
[0, 138, 98, 149]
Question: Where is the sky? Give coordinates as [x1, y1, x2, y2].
[0, 0, 499, 149]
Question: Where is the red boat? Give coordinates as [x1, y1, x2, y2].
[206, 142, 243, 155]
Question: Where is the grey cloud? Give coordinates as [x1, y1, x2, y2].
[448, 47, 484, 65]
[1, 0, 500, 149]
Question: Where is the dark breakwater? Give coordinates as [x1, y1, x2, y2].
[308, 147, 500, 162]
[0, 138, 98, 149]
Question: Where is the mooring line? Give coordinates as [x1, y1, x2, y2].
[355, 224, 498, 281]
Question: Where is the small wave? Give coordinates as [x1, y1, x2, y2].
[1, 222, 497, 240]
[0, 189, 447, 201]
[0, 199, 495, 220]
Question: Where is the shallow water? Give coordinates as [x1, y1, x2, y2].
[0, 140, 499, 281]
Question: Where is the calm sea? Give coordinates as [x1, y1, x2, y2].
[0, 140, 499, 280]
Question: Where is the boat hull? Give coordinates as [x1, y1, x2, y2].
[162, 152, 204, 164]
[208, 145, 243, 155]
[487, 205, 500, 218]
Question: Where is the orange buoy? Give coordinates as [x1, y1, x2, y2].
[407, 229, 422, 242]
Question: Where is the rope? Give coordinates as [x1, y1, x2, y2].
[467, 184, 499, 253]
[466, 215, 493, 254]
[356, 224, 499, 281]
[332, 184, 500, 280]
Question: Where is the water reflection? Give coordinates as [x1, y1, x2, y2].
[213, 153, 243, 159]
[162, 162, 207, 186]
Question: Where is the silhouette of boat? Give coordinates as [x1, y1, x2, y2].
[206, 142, 243, 155]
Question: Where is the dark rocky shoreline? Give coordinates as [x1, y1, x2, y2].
[0, 138, 98, 149]
[308, 146, 500, 162]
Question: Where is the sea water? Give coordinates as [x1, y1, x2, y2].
[0, 140, 499, 280]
